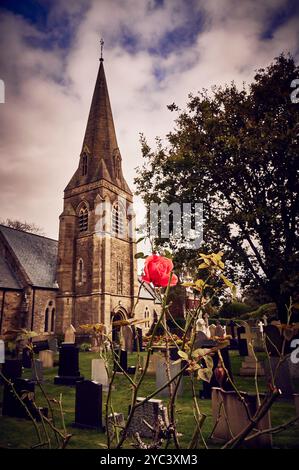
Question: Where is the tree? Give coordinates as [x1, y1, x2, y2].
[0, 218, 45, 236]
[135, 54, 299, 323]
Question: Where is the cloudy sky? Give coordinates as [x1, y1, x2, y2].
[0, 0, 298, 240]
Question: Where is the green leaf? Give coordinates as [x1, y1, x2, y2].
[134, 252, 146, 259]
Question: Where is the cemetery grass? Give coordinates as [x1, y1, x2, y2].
[0, 351, 298, 449]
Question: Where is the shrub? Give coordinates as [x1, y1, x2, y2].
[218, 301, 253, 319]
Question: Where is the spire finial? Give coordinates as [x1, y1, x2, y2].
[100, 38, 104, 61]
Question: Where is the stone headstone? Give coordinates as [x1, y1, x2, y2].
[114, 349, 128, 373]
[0, 339, 4, 364]
[251, 326, 264, 352]
[211, 387, 272, 448]
[54, 344, 84, 385]
[228, 320, 236, 339]
[199, 347, 234, 399]
[147, 353, 160, 374]
[127, 397, 169, 438]
[39, 350, 54, 368]
[2, 378, 46, 421]
[156, 355, 183, 397]
[288, 356, 299, 379]
[73, 380, 103, 430]
[122, 325, 133, 353]
[264, 325, 283, 357]
[127, 366, 137, 375]
[32, 340, 49, 353]
[264, 357, 294, 397]
[107, 412, 125, 441]
[237, 326, 248, 356]
[22, 346, 32, 368]
[31, 359, 44, 383]
[132, 327, 143, 352]
[64, 324, 76, 344]
[91, 358, 109, 391]
[48, 337, 58, 353]
[1, 359, 22, 381]
[194, 331, 209, 349]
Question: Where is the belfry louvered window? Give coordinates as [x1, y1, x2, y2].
[79, 205, 88, 232]
[82, 154, 88, 176]
[112, 203, 125, 236]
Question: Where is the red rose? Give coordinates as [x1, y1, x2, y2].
[142, 254, 178, 287]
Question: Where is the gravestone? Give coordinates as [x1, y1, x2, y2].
[132, 327, 143, 352]
[107, 412, 125, 441]
[239, 324, 264, 376]
[31, 359, 44, 383]
[127, 366, 136, 375]
[237, 326, 248, 356]
[263, 357, 294, 397]
[114, 349, 128, 372]
[199, 347, 234, 399]
[39, 350, 54, 368]
[264, 325, 283, 356]
[1, 359, 22, 381]
[73, 380, 103, 430]
[2, 378, 46, 421]
[122, 325, 133, 353]
[294, 394, 299, 417]
[147, 353, 160, 374]
[228, 320, 236, 339]
[251, 326, 264, 352]
[211, 387, 272, 448]
[22, 346, 32, 368]
[92, 358, 109, 391]
[64, 324, 76, 344]
[156, 355, 183, 397]
[48, 337, 58, 353]
[288, 356, 299, 379]
[127, 397, 169, 438]
[54, 344, 84, 385]
[32, 340, 49, 353]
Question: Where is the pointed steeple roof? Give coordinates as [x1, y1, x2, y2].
[65, 57, 132, 195]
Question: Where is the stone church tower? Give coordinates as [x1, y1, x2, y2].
[55, 53, 138, 333]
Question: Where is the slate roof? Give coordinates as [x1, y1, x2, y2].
[0, 225, 58, 289]
[0, 256, 21, 289]
[138, 275, 161, 303]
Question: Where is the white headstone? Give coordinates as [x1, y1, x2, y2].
[91, 358, 109, 391]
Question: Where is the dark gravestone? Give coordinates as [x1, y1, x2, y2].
[54, 344, 84, 385]
[264, 357, 294, 397]
[200, 347, 234, 399]
[30, 359, 44, 383]
[228, 320, 236, 339]
[32, 340, 49, 354]
[237, 326, 248, 356]
[1, 359, 22, 381]
[2, 378, 47, 420]
[264, 325, 283, 357]
[133, 327, 143, 352]
[114, 349, 128, 372]
[73, 380, 103, 430]
[48, 337, 58, 353]
[127, 366, 136, 375]
[22, 347, 32, 368]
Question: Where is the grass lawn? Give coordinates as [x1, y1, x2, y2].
[0, 351, 298, 449]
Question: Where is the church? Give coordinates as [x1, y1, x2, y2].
[0, 52, 160, 338]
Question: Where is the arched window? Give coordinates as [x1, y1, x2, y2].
[112, 203, 125, 236]
[50, 308, 55, 332]
[44, 308, 49, 332]
[78, 205, 88, 232]
[82, 154, 88, 176]
[78, 258, 84, 284]
[144, 307, 150, 328]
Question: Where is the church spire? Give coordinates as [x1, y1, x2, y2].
[65, 43, 131, 195]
